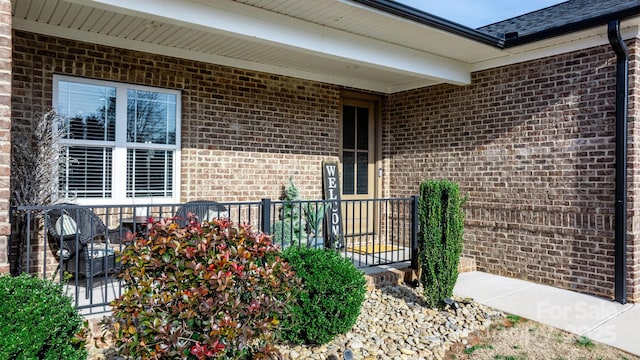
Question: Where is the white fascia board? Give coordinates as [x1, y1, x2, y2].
[13, 18, 401, 93]
[67, 0, 471, 85]
[472, 25, 640, 72]
[387, 78, 440, 93]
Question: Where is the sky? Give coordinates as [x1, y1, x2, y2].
[396, 0, 566, 28]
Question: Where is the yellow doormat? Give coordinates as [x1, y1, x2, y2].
[348, 244, 398, 254]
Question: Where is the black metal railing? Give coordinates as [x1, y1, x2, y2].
[10, 197, 417, 313]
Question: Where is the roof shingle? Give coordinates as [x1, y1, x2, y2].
[478, 0, 640, 38]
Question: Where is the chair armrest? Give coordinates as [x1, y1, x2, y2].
[105, 226, 131, 244]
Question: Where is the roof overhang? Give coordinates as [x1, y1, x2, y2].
[10, 0, 640, 94]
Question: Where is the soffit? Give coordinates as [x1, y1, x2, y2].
[11, 0, 498, 93]
[10, 0, 640, 94]
[227, 0, 504, 62]
[250, 0, 640, 72]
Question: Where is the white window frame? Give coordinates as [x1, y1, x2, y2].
[53, 75, 181, 205]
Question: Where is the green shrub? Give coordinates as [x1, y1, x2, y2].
[109, 218, 300, 359]
[280, 247, 366, 345]
[418, 179, 467, 308]
[272, 217, 304, 248]
[272, 177, 305, 248]
[0, 273, 88, 360]
[272, 177, 330, 248]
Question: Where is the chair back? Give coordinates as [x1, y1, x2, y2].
[45, 207, 78, 260]
[174, 200, 228, 226]
[46, 205, 109, 244]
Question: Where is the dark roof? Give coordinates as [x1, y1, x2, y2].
[477, 0, 640, 46]
[359, 0, 640, 48]
[351, 0, 505, 47]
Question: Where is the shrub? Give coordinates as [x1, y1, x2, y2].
[280, 246, 366, 345]
[272, 177, 305, 248]
[0, 273, 87, 360]
[271, 177, 330, 248]
[303, 201, 330, 242]
[272, 217, 304, 249]
[109, 218, 300, 359]
[418, 179, 467, 308]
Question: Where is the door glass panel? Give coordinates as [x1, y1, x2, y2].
[356, 107, 368, 150]
[342, 103, 371, 196]
[343, 106, 355, 149]
[343, 151, 355, 195]
[341, 100, 375, 236]
[356, 153, 368, 194]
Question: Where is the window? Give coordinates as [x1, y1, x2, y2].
[342, 104, 371, 195]
[54, 75, 180, 204]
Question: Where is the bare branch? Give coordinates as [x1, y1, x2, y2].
[11, 110, 68, 207]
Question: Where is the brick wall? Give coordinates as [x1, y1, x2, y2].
[12, 30, 341, 274]
[11, 29, 640, 301]
[12, 31, 341, 202]
[386, 42, 639, 302]
[628, 40, 640, 302]
[0, 0, 10, 273]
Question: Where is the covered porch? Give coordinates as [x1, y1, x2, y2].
[12, 197, 417, 313]
[5, 0, 640, 305]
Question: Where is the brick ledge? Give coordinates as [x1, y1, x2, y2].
[364, 257, 476, 290]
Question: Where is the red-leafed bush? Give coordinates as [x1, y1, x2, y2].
[108, 218, 300, 359]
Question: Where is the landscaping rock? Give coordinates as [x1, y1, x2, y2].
[87, 284, 502, 360]
[278, 284, 503, 359]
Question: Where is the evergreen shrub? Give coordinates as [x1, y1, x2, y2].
[418, 179, 467, 308]
[272, 176, 305, 248]
[109, 218, 300, 359]
[0, 273, 87, 360]
[280, 246, 366, 345]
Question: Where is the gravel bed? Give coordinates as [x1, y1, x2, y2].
[88, 284, 503, 360]
[278, 284, 504, 360]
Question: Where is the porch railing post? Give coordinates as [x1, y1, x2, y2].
[410, 195, 419, 270]
[260, 198, 271, 234]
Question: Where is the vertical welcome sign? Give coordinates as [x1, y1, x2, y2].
[323, 161, 343, 248]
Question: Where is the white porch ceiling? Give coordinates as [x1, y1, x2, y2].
[11, 0, 640, 94]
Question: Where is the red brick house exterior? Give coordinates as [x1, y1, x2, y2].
[0, 0, 10, 274]
[386, 42, 639, 300]
[2, 0, 640, 302]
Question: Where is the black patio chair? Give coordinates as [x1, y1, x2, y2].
[45, 206, 125, 297]
[174, 200, 229, 227]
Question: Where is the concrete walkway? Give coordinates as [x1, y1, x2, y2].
[453, 271, 639, 356]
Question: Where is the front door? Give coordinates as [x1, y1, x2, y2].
[341, 99, 376, 235]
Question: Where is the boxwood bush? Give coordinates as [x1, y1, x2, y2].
[109, 218, 300, 359]
[0, 273, 87, 360]
[418, 179, 466, 308]
[280, 246, 366, 345]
